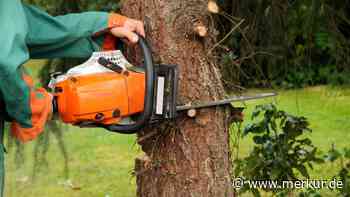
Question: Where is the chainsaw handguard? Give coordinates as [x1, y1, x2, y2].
[101, 36, 155, 134]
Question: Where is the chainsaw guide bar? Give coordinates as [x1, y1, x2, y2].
[175, 93, 278, 111]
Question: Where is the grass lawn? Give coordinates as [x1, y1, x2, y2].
[4, 62, 350, 196]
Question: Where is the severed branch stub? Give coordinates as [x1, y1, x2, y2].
[187, 109, 197, 118]
[208, 0, 219, 14]
[193, 21, 208, 37]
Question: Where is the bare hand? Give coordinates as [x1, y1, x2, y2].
[110, 18, 145, 44]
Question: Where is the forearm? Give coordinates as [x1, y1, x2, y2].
[24, 4, 127, 58]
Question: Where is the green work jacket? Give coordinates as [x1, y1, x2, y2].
[0, 1, 113, 196]
[0, 0, 109, 128]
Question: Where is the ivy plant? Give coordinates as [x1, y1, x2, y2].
[234, 104, 323, 196]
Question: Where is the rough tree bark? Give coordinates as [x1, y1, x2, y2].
[122, 1, 234, 197]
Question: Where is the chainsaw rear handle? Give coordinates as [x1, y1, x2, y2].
[103, 36, 155, 134]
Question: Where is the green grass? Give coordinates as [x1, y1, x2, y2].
[4, 62, 350, 196]
[5, 128, 139, 197]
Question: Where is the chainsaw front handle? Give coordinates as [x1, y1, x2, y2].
[103, 36, 155, 134]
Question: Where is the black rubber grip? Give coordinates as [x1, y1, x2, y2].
[103, 36, 155, 134]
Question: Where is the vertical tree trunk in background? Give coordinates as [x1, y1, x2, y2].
[122, 1, 234, 197]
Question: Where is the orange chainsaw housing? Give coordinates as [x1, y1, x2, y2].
[53, 71, 145, 125]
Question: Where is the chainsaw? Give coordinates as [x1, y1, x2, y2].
[49, 37, 277, 134]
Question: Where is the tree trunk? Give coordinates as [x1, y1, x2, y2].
[122, 1, 234, 197]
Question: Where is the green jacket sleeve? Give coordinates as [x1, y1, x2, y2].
[23, 4, 109, 59]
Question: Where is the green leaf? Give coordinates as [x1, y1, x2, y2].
[324, 148, 342, 162]
[253, 136, 267, 144]
[296, 165, 309, 178]
[271, 167, 281, 180]
[243, 123, 264, 136]
[252, 188, 261, 197]
[313, 158, 325, 164]
[297, 138, 312, 146]
[251, 107, 262, 120]
[343, 148, 350, 159]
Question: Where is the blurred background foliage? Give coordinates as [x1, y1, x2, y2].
[216, 0, 350, 89]
[25, 0, 121, 13]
